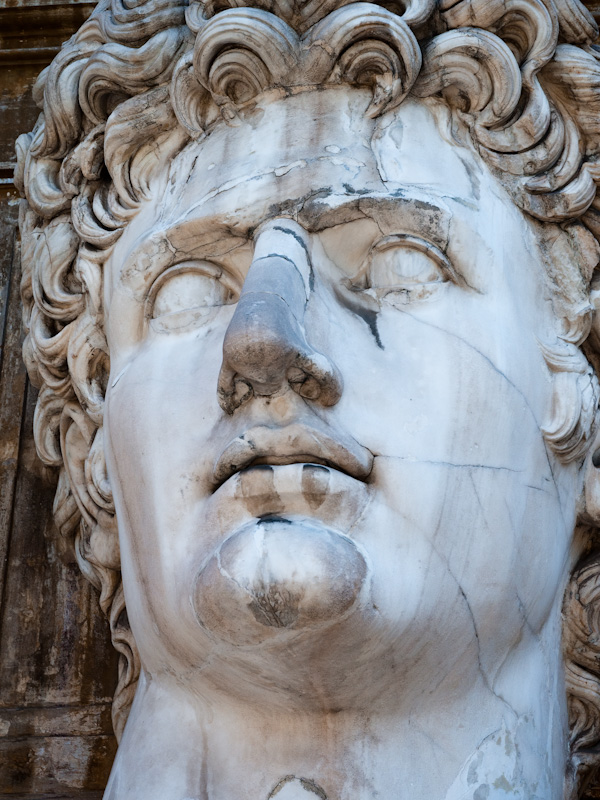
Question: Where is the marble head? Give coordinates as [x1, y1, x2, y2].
[15, 0, 600, 797]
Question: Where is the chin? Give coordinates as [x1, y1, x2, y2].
[193, 515, 369, 646]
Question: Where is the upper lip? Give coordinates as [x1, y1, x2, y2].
[213, 420, 374, 489]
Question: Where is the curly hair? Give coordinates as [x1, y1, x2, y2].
[14, 0, 600, 793]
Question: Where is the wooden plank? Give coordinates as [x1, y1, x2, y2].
[0, 735, 116, 795]
[0, 373, 118, 791]
[0, 198, 17, 348]
[0, 198, 26, 622]
[0, 794, 103, 800]
[0, 375, 119, 708]
[0, 704, 113, 738]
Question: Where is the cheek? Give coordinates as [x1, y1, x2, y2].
[352, 455, 571, 681]
[330, 295, 548, 469]
[326, 291, 572, 636]
[104, 332, 233, 667]
[108, 323, 224, 443]
[104, 332, 223, 565]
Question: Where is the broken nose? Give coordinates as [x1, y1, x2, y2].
[217, 226, 342, 413]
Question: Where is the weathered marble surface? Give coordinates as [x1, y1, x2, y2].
[14, 0, 600, 798]
[104, 89, 580, 800]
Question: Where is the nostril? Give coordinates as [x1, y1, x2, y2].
[298, 376, 322, 401]
[217, 371, 252, 415]
[294, 351, 343, 407]
[287, 368, 321, 401]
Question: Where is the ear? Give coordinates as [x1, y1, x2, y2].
[60, 401, 120, 574]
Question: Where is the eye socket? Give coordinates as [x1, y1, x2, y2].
[147, 261, 238, 331]
[153, 271, 232, 317]
[358, 234, 455, 297]
[347, 234, 458, 309]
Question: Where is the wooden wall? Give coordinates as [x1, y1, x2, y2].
[0, 2, 118, 796]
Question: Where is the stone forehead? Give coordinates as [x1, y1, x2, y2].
[125, 94, 483, 261]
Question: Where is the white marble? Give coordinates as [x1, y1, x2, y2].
[100, 85, 580, 800]
[15, 0, 600, 798]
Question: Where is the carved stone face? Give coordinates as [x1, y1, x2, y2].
[104, 87, 578, 713]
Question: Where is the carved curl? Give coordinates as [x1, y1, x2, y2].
[173, 3, 421, 131]
[14, 1, 600, 789]
[564, 554, 600, 796]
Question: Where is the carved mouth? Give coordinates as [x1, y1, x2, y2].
[247, 454, 330, 468]
[213, 422, 373, 489]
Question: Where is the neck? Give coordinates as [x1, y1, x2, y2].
[104, 621, 567, 800]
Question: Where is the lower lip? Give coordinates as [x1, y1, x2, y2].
[192, 516, 368, 645]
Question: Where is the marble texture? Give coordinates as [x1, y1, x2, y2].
[101, 87, 587, 800]
[15, 0, 600, 798]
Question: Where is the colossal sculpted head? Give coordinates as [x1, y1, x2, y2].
[15, 0, 600, 797]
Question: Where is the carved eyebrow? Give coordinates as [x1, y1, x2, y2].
[296, 191, 453, 252]
[117, 224, 247, 289]
[116, 190, 454, 289]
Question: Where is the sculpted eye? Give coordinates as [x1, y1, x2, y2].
[147, 262, 238, 331]
[365, 235, 452, 292]
[153, 271, 232, 317]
